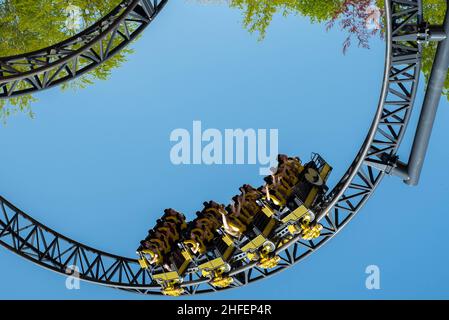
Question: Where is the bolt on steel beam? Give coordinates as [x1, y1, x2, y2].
[428, 26, 448, 41]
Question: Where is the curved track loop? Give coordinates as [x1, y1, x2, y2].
[0, 0, 423, 295]
[0, 0, 167, 99]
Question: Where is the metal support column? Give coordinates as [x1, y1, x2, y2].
[391, 1, 449, 185]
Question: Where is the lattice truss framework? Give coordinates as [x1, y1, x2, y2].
[0, 0, 423, 295]
[0, 0, 167, 98]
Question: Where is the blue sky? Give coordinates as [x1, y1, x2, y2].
[0, 1, 448, 299]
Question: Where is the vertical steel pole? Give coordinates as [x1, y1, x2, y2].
[403, 1, 449, 185]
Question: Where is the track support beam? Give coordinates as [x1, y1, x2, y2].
[390, 1, 449, 186]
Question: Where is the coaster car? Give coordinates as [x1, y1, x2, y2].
[136, 154, 332, 296]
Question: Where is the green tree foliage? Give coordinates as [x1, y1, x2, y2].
[231, 0, 449, 100]
[230, 0, 342, 39]
[422, 0, 449, 100]
[0, 0, 131, 121]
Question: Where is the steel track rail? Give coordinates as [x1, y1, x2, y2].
[0, 0, 168, 99]
[0, 0, 423, 295]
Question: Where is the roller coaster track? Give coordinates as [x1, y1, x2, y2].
[0, 0, 167, 98]
[0, 0, 424, 295]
